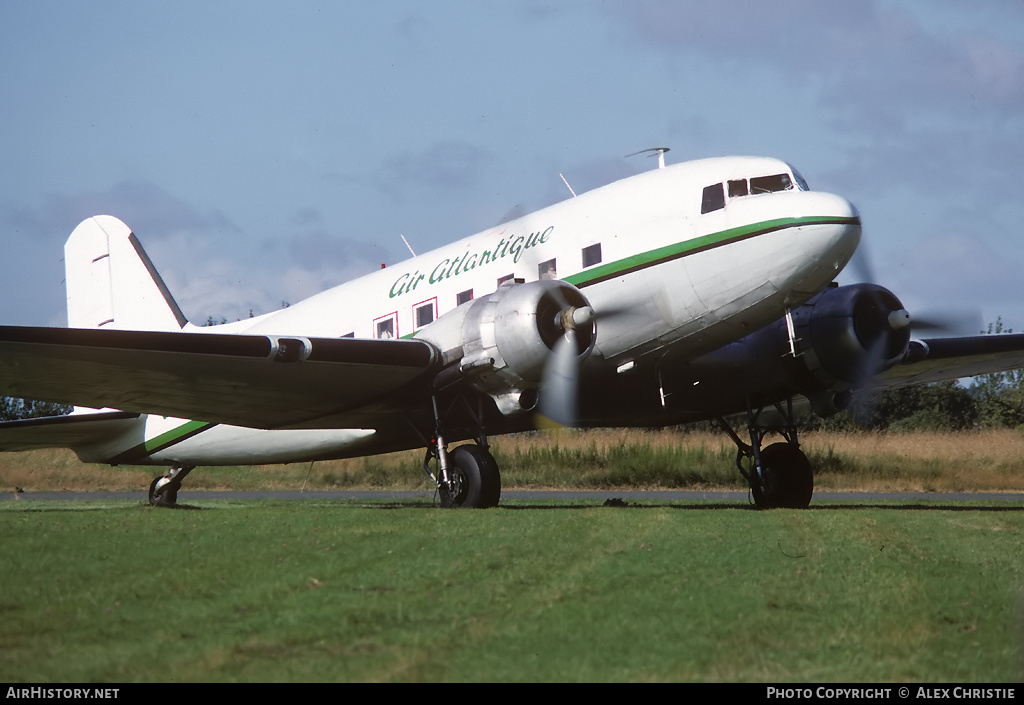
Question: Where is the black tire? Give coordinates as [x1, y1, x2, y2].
[439, 444, 501, 508]
[750, 442, 813, 509]
[148, 476, 177, 506]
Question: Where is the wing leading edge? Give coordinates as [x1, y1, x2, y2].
[0, 326, 440, 430]
[878, 334, 1024, 388]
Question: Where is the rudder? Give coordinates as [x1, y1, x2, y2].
[65, 215, 187, 331]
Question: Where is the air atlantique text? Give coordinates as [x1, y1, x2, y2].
[389, 226, 554, 298]
[766, 687, 1015, 699]
[7, 689, 118, 699]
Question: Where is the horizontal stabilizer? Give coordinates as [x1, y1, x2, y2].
[0, 411, 139, 452]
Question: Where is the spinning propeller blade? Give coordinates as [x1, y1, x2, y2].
[535, 298, 629, 428]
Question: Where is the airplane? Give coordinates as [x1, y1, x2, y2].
[3, 151, 1024, 509]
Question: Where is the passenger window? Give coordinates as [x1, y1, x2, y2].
[750, 173, 793, 194]
[538, 259, 557, 280]
[340, 332, 354, 338]
[415, 301, 435, 328]
[728, 180, 748, 197]
[375, 316, 396, 339]
[457, 289, 473, 305]
[497, 274, 514, 286]
[582, 243, 602, 268]
[701, 183, 725, 214]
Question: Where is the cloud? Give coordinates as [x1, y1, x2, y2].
[6, 179, 238, 242]
[378, 140, 495, 194]
[2, 179, 396, 325]
[612, 2, 1024, 123]
[2, 179, 244, 325]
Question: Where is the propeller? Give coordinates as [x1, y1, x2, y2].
[842, 240, 981, 425]
[535, 293, 633, 428]
[847, 240, 981, 338]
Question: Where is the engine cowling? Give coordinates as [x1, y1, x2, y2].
[794, 283, 911, 404]
[417, 279, 596, 412]
[663, 283, 912, 419]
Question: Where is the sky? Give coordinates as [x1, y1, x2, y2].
[2, 1, 1023, 334]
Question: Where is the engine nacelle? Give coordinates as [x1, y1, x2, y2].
[663, 283, 912, 419]
[794, 283, 911, 400]
[417, 279, 596, 411]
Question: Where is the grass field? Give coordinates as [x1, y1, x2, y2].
[1, 497, 1022, 682]
[2, 428, 1024, 682]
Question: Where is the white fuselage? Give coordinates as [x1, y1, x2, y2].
[209, 156, 858, 360]
[76, 156, 862, 466]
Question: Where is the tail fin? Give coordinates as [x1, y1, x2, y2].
[65, 215, 188, 331]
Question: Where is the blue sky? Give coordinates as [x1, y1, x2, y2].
[2, 1, 1023, 334]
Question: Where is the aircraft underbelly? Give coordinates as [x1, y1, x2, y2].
[148, 426, 376, 465]
[74, 414, 376, 466]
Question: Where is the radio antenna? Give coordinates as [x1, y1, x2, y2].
[400, 233, 417, 257]
[626, 147, 671, 169]
[559, 173, 577, 198]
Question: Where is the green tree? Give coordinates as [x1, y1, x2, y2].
[814, 381, 978, 432]
[970, 318, 1024, 428]
[0, 397, 73, 421]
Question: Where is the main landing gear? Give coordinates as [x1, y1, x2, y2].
[716, 400, 813, 509]
[421, 395, 501, 508]
[148, 465, 194, 507]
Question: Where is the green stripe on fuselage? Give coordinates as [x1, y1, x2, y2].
[403, 214, 857, 340]
[108, 419, 216, 464]
[565, 215, 858, 289]
[143, 420, 214, 453]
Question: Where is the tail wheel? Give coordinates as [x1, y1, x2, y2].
[440, 444, 501, 509]
[751, 443, 813, 509]
[148, 476, 177, 506]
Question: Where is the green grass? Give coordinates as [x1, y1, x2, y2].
[2, 498, 1022, 682]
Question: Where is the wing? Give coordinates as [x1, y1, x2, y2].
[877, 334, 1024, 388]
[0, 326, 440, 429]
[0, 411, 140, 452]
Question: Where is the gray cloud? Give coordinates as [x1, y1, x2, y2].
[6, 179, 239, 244]
[613, 2, 1024, 123]
[378, 140, 495, 194]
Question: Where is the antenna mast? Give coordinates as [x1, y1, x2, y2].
[400, 233, 417, 257]
[626, 147, 671, 169]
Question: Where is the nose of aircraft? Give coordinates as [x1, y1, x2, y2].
[802, 189, 861, 266]
[823, 192, 862, 272]
[781, 190, 862, 300]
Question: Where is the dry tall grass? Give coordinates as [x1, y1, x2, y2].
[3, 428, 1024, 494]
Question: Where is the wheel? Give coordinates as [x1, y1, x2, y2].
[148, 476, 177, 506]
[750, 442, 813, 509]
[439, 444, 501, 508]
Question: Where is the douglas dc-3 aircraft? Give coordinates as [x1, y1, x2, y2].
[4, 152, 1024, 509]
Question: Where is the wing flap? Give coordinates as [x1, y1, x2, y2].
[0, 326, 440, 429]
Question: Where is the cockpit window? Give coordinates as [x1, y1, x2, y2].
[785, 163, 810, 191]
[728, 179, 748, 197]
[750, 173, 793, 194]
[791, 168, 809, 191]
[701, 183, 725, 214]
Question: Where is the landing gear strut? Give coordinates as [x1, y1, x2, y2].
[148, 465, 194, 507]
[420, 394, 501, 508]
[717, 400, 813, 509]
